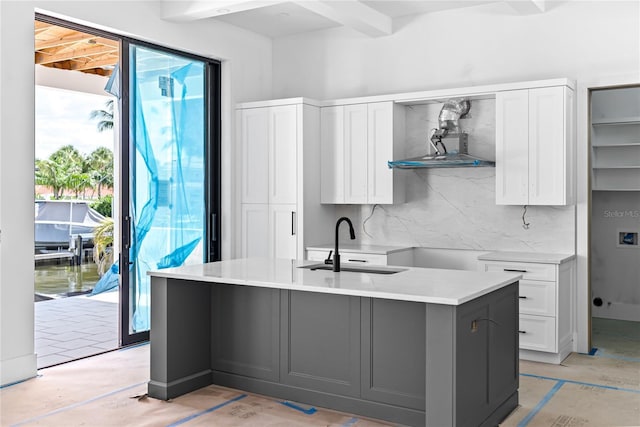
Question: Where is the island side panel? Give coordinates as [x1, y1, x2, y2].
[487, 283, 519, 414]
[425, 282, 519, 427]
[148, 277, 212, 400]
[211, 284, 280, 382]
[425, 303, 455, 427]
[361, 297, 426, 411]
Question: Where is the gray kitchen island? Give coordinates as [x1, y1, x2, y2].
[147, 258, 521, 427]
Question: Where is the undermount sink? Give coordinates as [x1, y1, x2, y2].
[298, 263, 406, 275]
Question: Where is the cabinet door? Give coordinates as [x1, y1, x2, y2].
[240, 108, 269, 204]
[240, 204, 269, 258]
[496, 90, 529, 205]
[528, 86, 567, 205]
[344, 104, 368, 204]
[280, 290, 361, 397]
[361, 298, 425, 410]
[320, 106, 345, 203]
[212, 284, 280, 382]
[367, 102, 394, 204]
[269, 105, 297, 204]
[269, 204, 297, 260]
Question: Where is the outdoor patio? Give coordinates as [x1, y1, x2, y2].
[35, 291, 119, 368]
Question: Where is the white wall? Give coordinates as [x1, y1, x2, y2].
[36, 65, 110, 96]
[271, 0, 640, 354]
[0, 0, 272, 386]
[590, 191, 640, 321]
[272, 1, 639, 100]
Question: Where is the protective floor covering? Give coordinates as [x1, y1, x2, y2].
[1, 319, 639, 426]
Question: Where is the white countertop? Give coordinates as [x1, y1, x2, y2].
[306, 243, 412, 255]
[478, 251, 576, 265]
[148, 258, 521, 306]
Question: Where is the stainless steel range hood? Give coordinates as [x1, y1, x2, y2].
[388, 133, 495, 169]
[388, 98, 495, 169]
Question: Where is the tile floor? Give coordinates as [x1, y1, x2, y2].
[35, 293, 118, 368]
[5, 318, 638, 426]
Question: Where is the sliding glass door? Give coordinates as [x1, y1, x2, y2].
[120, 43, 220, 344]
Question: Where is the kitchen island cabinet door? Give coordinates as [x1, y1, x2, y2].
[280, 290, 361, 397]
[361, 297, 426, 410]
[212, 284, 280, 382]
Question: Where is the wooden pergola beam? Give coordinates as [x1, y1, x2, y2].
[35, 33, 118, 51]
[35, 44, 118, 65]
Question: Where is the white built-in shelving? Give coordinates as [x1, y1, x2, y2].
[591, 88, 640, 191]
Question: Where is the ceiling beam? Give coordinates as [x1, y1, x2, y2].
[36, 35, 118, 51]
[506, 0, 546, 14]
[35, 44, 118, 65]
[71, 56, 118, 71]
[294, 0, 392, 37]
[162, 0, 284, 21]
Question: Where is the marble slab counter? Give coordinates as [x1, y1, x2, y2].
[148, 257, 521, 306]
[478, 251, 576, 265]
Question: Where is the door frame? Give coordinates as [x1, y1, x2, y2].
[35, 13, 222, 347]
[576, 73, 640, 354]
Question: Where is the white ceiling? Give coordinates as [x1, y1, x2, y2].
[161, 1, 548, 38]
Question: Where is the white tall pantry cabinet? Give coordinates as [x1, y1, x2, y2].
[495, 85, 575, 206]
[237, 99, 334, 260]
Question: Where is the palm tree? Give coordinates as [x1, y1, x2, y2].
[90, 99, 114, 132]
[35, 158, 64, 199]
[86, 147, 114, 198]
[50, 145, 84, 197]
[93, 217, 114, 276]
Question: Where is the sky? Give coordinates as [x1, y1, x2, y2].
[35, 86, 115, 160]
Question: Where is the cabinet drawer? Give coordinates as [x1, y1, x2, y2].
[480, 261, 556, 282]
[307, 250, 388, 265]
[519, 314, 556, 353]
[342, 252, 388, 265]
[519, 280, 556, 317]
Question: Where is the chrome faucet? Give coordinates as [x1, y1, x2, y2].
[334, 217, 356, 272]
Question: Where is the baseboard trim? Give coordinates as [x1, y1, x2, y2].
[148, 369, 212, 400]
[0, 353, 37, 387]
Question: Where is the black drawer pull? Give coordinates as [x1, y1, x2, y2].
[518, 330, 527, 334]
[519, 296, 528, 299]
[504, 268, 527, 273]
[347, 259, 367, 263]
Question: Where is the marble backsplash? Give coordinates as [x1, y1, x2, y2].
[335, 98, 576, 254]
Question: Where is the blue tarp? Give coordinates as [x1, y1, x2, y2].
[93, 50, 206, 336]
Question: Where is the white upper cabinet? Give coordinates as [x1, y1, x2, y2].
[344, 104, 369, 204]
[320, 106, 344, 203]
[321, 101, 404, 204]
[496, 86, 575, 205]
